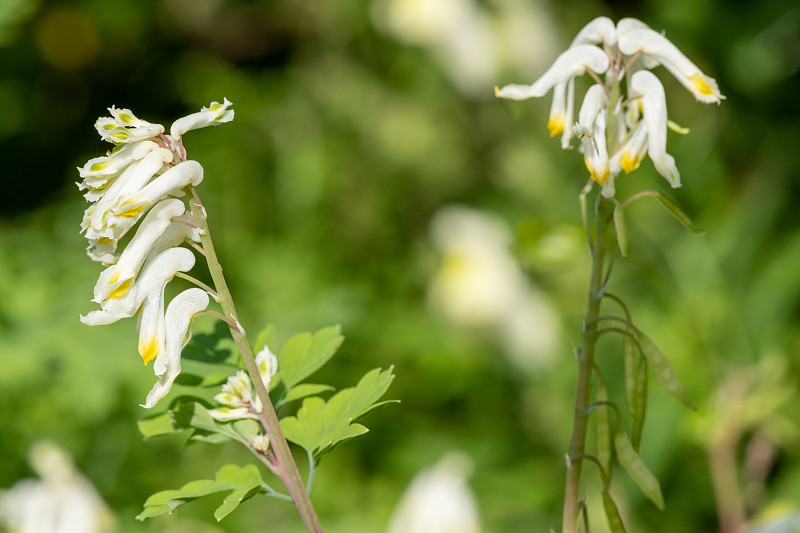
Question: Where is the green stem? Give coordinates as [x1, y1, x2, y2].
[188, 188, 324, 533]
[562, 195, 614, 533]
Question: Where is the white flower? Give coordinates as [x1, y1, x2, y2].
[386, 452, 481, 533]
[94, 106, 164, 144]
[495, 16, 722, 194]
[143, 288, 210, 408]
[208, 346, 278, 421]
[255, 345, 278, 391]
[170, 98, 235, 140]
[0, 441, 115, 533]
[250, 434, 271, 454]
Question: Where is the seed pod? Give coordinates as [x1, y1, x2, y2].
[595, 383, 612, 476]
[614, 428, 665, 510]
[635, 330, 695, 410]
[631, 358, 648, 451]
[623, 332, 637, 412]
[613, 204, 628, 258]
[602, 490, 628, 533]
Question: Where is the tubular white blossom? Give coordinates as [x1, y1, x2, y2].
[92, 199, 187, 303]
[81, 247, 196, 327]
[570, 16, 617, 47]
[143, 288, 210, 408]
[576, 84, 609, 186]
[619, 28, 724, 104]
[95, 106, 164, 144]
[630, 70, 681, 187]
[170, 98, 235, 140]
[494, 45, 609, 101]
[110, 160, 204, 219]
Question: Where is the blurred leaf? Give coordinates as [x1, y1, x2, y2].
[279, 325, 344, 389]
[137, 412, 179, 439]
[635, 330, 695, 410]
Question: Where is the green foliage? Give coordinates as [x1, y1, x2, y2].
[136, 464, 273, 522]
[135, 323, 395, 522]
[280, 367, 397, 461]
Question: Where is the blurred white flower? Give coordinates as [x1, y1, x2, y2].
[370, 0, 558, 97]
[496, 16, 723, 197]
[0, 441, 116, 533]
[428, 205, 560, 370]
[386, 452, 481, 533]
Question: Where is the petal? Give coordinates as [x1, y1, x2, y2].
[208, 407, 252, 422]
[576, 84, 610, 185]
[95, 108, 165, 144]
[255, 345, 278, 390]
[547, 81, 567, 137]
[169, 98, 234, 140]
[93, 199, 187, 303]
[570, 16, 617, 47]
[495, 45, 609, 100]
[619, 28, 724, 104]
[630, 70, 681, 187]
[142, 288, 209, 408]
[110, 160, 203, 219]
[137, 285, 166, 367]
[560, 77, 576, 149]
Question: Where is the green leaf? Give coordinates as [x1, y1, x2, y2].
[137, 464, 267, 522]
[625, 191, 704, 234]
[634, 331, 695, 410]
[613, 204, 629, 258]
[283, 383, 336, 404]
[280, 367, 395, 460]
[233, 419, 260, 442]
[138, 412, 179, 439]
[279, 326, 344, 389]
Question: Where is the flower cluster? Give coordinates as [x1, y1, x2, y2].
[495, 17, 724, 197]
[208, 345, 278, 422]
[78, 100, 234, 408]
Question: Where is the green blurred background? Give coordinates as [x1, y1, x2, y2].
[1, 0, 799, 531]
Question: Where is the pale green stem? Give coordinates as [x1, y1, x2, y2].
[562, 196, 614, 533]
[188, 187, 324, 533]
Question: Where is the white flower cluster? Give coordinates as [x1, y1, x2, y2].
[208, 345, 278, 423]
[495, 17, 724, 197]
[78, 99, 234, 408]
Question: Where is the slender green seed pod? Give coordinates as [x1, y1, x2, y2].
[631, 358, 648, 451]
[595, 383, 612, 477]
[602, 490, 628, 533]
[623, 332, 637, 412]
[613, 204, 628, 258]
[635, 331, 696, 410]
[614, 428, 665, 510]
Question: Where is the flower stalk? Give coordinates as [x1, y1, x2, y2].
[187, 188, 324, 533]
[562, 196, 614, 533]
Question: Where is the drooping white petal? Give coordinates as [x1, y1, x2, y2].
[143, 288, 210, 408]
[110, 160, 204, 219]
[93, 199, 187, 303]
[169, 98, 234, 140]
[619, 28, 724, 104]
[630, 70, 681, 187]
[136, 284, 166, 367]
[81, 247, 196, 325]
[570, 16, 617, 47]
[547, 81, 568, 137]
[494, 45, 609, 100]
[576, 84, 610, 185]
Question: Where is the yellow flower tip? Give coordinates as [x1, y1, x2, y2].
[115, 201, 147, 218]
[493, 86, 501, 96]
[620, 151, 641, 174]
[107, 277, 133, 300]
[690, 73, 714, 96]
[139, 336, 159, 365]
[95, 237, 114, 245]
[547, 115, 565, 137]
[585, 158, 609, 185]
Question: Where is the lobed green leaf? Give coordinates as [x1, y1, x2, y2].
[279, 326, 344, 389]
